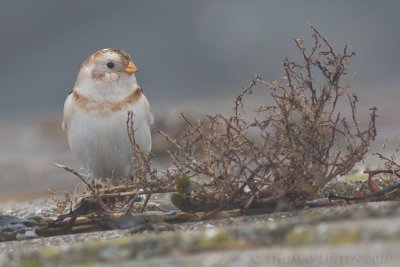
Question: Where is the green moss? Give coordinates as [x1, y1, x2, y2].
[192, 230, 237, 249]
[109, 237, 131, 247]
[204, 231, 232, 245]
[40, 246, 58, 259]
[286, 224, 362, 246]
[85, 239, 105, 250]
[285, 226, 317, 245]
[324, 228, 361, 245]
[344, 174, 368, 182]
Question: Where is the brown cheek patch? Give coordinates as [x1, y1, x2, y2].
[91, 69, 106, 80]
[73, 89, 142, 115]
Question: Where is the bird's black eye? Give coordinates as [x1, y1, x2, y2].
[106, 62, 115, 69]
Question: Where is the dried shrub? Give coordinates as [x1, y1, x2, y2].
[160, 26, 377, 211]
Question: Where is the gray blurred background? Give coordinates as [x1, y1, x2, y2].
[0, 0, 399, 201]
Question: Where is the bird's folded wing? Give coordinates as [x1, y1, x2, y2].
[143, 95, 154, 125]
[62, 92, 73, 130]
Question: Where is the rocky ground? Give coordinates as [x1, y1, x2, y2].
[1, 199, 400, 267]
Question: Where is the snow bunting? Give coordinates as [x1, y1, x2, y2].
[62, 48, 153, 179]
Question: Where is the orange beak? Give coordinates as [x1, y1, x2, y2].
[124, 62, 138, 74]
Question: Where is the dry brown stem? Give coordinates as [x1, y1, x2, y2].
[54, 163, 94, 192]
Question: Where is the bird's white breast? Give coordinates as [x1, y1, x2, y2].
[64, 92, 152, 179]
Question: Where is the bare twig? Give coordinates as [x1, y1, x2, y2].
[54, 163, 95, 192]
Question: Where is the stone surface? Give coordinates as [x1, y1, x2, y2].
[1, 201, 400, 266]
